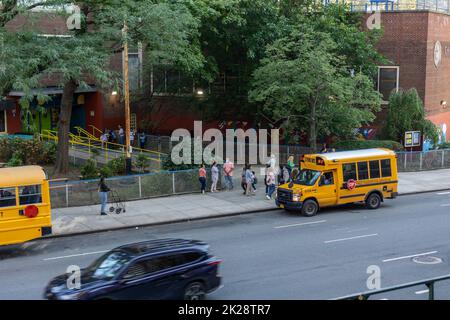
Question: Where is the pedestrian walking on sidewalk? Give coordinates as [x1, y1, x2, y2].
[199, 163, 207, 194]
[264, 164, 270, 195]
[287, 156, 295, 178]
[98, 177, 110, 216]
[241, 166, 247, 194]
[282, 165, 290, 183]
[245, 164, 256, 196]
[223, 158, 234, 190]
[211, 162, 219, 193]
[266, 168, 276, 200]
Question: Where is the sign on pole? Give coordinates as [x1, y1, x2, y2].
[404, 131, 421, 148]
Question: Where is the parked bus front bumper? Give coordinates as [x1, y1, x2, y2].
[276, 199, 303, 211]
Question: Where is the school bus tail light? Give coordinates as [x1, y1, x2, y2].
[24, 205, 39, 218]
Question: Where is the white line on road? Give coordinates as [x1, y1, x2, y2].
[415, 290, 429, 295]
[440, 204, 450, 207]
[437, 192, 450, 195]
[43, 250, 109, 261]
[324, 233, 378, 244]
[274, 220, 327, 229]
[382, 251, 438, 263]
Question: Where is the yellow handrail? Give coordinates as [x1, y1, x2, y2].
[89, 125, 103, 138]
[74, 126, 98, 140]
[38, 132, 163, 166]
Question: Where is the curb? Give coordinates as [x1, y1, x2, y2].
[41, 207, 282, 240]
[40, 188, 450, 240]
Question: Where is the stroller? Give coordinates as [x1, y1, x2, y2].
[109, 189, 126, 214]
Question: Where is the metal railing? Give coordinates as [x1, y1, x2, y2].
[329, 0, 450, 13]
[49, 168, 232, 208]
[39, 129, 167, 167]
[397, 148, 450, 171]
[335, 274, 450, 300]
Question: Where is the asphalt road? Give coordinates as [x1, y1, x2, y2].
[1, 191, 450, 300]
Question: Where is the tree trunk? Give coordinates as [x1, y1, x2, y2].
[55, 79, 77, 175]
[309, 103, 317, 151]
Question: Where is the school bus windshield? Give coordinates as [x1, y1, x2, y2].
[294, 169, 321, 186]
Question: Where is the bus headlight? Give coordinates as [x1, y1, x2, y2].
[292, 192, 302, 202]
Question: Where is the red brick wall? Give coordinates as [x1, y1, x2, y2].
[374, 11, 429, 101]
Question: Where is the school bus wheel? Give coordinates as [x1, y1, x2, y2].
[302, 199, 319, 217]
[366, 192, 382, 210]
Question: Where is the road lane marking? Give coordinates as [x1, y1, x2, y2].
[274, 220, 326, 229]
[415, 290, 429, 295]
[440, 204, 450, 207]
[43, 250, 109, 261]
[324, 233, 378, 244]
[382, 251, 438, 263]
[437, 192, 450, 195]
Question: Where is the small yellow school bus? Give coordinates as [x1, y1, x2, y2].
[0, 166, 52, 246]
[276, 148, 398, 216]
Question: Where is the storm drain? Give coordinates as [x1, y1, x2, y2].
[412, 256, 443, 265]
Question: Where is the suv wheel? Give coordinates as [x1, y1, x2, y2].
[366, 193, 381, 210]
[301, 200, 319, 217]
[184, 282, 206, 300]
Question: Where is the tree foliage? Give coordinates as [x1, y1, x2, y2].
[249, 13, 382, 150]
[383, 88, 439, 144]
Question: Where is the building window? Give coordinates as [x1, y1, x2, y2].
[128, 53, 141, 92]
[0, 110, 6, 133]
[377, 66, 399, 102]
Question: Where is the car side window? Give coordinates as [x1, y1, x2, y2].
[178, 252, 203, 265]
[122, 261, 147, 279]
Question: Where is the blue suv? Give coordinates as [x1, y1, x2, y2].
[44, 239, 222, 300]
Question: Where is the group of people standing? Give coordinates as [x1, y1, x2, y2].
[99, 125, 148, 149]
[198, 155, 298, 200]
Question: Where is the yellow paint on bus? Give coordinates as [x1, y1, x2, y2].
[0, 166, 52, 246]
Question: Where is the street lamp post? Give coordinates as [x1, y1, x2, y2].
[123, 22, 132, 174]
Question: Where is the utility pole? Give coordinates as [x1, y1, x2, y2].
[123, 22, 132, 174]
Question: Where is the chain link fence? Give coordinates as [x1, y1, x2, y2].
[49, 169, 225, 209]
[397, 149, 450, 171]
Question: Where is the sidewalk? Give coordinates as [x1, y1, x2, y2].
[50, 168, 450, 237]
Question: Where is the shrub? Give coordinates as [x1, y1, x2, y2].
[135, 154, 149, 173]
[7, 151, 24, 167]
[80, 160, 99, 180]
[98, 165, 113, 178]
[0, 137, 57, 165]
[332, 140, 404, 151]
[107, 157, 126, 175]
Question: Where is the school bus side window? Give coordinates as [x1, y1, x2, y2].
[381, 159, 392, 177]
[357, 162, 369, 180]
[0, 188, 16, 208]
[369, 160, 381, 179]
[343, 163, 357, 181]
[19, 185, 42, 205]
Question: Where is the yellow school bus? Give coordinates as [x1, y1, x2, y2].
[276, 148, 398, 216]
[0, 166, 52, 246]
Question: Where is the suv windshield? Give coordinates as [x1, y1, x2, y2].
[83, 250, 131, 281]
[294, 169, 321, 186]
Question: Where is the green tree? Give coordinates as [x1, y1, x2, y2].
[249, 25, 381, 150]
[383, 88, 439, 144]
[1, 0, 204, 174]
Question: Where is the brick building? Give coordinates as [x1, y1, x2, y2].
[3, 4, 450, 144]
[370, 9, 450, 142]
